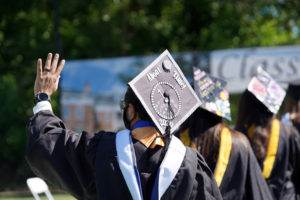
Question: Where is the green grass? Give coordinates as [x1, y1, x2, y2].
[0, 194, 76, 200]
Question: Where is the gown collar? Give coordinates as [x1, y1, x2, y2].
[116, 129, 186, 200]
[131, 121, 164, 148]
[132, 121, 156, 130]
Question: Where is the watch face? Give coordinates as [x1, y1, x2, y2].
[151, 82, 181, 120]
[38, 93, 49, 101]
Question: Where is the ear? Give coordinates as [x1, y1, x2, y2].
[127, 104, 136, 121]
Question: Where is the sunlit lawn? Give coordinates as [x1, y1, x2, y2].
[0, 194, 76, 200]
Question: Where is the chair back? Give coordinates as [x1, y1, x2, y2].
[26, 177, 54, 200]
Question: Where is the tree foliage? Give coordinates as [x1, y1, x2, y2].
[0, 0, 299, 189]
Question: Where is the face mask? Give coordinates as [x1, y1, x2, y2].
[123, 106, 132, 130]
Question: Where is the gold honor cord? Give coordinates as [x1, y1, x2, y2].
[179, 128, 191, 146]
[179, 128, 196, 150]
[214, 127, 232, 187]
[262, 119, 280, 179]
[247, 124, 256, 140]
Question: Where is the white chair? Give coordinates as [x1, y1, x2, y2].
[26, 177, 54, 200]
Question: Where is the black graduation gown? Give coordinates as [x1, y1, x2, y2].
[25, 111, 222, 200]
[237, 121, 300, 200]
[218, 131, 273, 200]
[292, 122, 300, 136]
[177, 127, 273, 200]
[287, 125, 300, 200]
[266, 123, 300, 200]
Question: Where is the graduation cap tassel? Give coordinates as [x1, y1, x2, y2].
[165, 92, 174, 139]
[154, 97, 173, 166]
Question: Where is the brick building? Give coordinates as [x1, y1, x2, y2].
[60, 87, 124, 133]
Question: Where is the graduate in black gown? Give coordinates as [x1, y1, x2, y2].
[235, 67, 300, 200]
[26, 51, 222, 200]
[281, 78, 300, 134]
[281, 81, 300, 200]
[176, 68, 273, 200]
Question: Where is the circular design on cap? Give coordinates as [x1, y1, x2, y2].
[162, 60, 173, 72]
[151, 82, 181, 120]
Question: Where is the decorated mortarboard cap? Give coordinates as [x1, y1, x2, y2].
[193, 67, 231, 121]
[287, 85, 300, 100]
[247, 67, 286, 114]
[277, 76, 300, 100]
[128, 50, 201, 134]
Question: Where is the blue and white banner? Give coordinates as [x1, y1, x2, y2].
[210, 45, 300, 93]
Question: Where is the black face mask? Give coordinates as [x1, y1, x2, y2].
[123, 106, 132, 130]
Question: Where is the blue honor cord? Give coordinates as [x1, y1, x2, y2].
[132, 121, 156, 131]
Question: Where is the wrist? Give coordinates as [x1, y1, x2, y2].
[34, 90, 51, 97]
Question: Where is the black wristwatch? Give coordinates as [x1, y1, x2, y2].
[34, 93, 51, 104]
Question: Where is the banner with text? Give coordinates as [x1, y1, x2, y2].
[210, 45, 300, 93]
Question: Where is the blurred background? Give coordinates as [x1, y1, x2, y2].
[0, 0, 300, 199]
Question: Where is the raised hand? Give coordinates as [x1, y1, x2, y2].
[34, 53, 65, 96]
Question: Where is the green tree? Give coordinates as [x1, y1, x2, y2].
[0, 0, 299, 189]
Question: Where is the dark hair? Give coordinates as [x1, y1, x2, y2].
[195, 123, 250, 170]
[124, 86, 152, 122]
[283, 85, 300, 124]
[235, 90, 273, 163]
[287, 85, 300, 101]
[196, 123, 222, 170]
[182, 108, 222, 170]
[235, 90, 273, 131]
[189, 107, 222, 139]
[283, 96, 298, 114]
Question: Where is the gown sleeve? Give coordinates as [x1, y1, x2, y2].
[25, 110, 102, 200]
[245, 147, 273, 200]
[194, 151, 223, 200]
[288, 126, 300, 197]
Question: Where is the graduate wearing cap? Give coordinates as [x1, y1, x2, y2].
[176, 68, 273, 200]
[26, 51, 222, 200]
[235, 67, 300, 200]
[281, 77, 300, 134]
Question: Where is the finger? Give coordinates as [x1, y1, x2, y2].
[56, 59, 65, 75]
[55, 76, 60, 90]
[36, 58, 42, 78]
[51, 53, 59, 72]
[44, 53, 52, 71]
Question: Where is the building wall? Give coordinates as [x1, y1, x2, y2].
[95, 104, 124, 132]
[61, 104, 95, 133]
[97, 111, 113, 130]
[61, 100, 124, 133]
[61, 91, 124, 133]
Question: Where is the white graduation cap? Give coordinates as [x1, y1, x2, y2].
[129, 50, 201, 134]
[247, 67, 286, 114]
